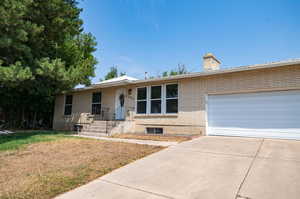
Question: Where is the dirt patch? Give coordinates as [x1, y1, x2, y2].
[0, 138, 163, 199]
[111, 133, 199, 142]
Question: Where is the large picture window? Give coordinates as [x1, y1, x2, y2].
[136, 83, 178, 115]
[92, 92, 102, 115]
[64, 95, 73, 115]
[150, 86, 162, 114]
[137, 87, 147, 114]
[166, 84, 178, 113]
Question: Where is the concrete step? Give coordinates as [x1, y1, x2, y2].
[93, 121, 107, 124]
[85, 125, 113, 130]
[83, 123, 105, 127]
[84, 124, 114, 129]
[86, 126, 107, 130]
[86, 125, 114, 129]
[93, 121, 117, 125]
[88, 123, 114, 127]
[83, 129, 107, 134]
[79, 132, 108, 137]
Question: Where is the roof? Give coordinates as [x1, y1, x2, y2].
[132, 58, 300, 85]
[73, 59, 300, 92]
[95, 75, 138, 85]
[73, 75, 139, 92]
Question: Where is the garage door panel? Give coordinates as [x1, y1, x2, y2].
[207, 90, 300, 139]
[209, 127, 300, 139]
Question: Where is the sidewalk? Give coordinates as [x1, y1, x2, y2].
[73, 135, 178, 147]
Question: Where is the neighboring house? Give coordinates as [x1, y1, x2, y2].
[53, 53, 300, 139]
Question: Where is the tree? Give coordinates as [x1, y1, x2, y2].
[162, 64, 188, 77]
[104, 66, 118, 80]
[120, 72, 126, 76]
[103, 66, 126, 81]
[0, 0, 97, 128]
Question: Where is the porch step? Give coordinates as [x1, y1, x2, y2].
[92, 121, 108, 125]
[82, 129, 107, 134]
[85, 124, 113, 129]
[83, 126, 113, 131]
[93, 121, 117, 125]
[79, 120, 117, 137]
[79, 132, 108, 137]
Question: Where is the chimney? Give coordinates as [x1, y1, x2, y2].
[203, 53, 221, 71]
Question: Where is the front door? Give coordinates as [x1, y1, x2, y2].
[115, 88, 126, 120]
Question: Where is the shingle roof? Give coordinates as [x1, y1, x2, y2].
[72, 59, 300, 92]
[94, 75, 138, 85]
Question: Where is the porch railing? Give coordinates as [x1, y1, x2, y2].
[88, 107, 115, 121]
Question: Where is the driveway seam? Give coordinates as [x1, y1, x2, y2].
[255, 156, 300, 163]
[100, 179, 176, 199]
[235, 138, 265, 199]
[169, 148, 255, 158]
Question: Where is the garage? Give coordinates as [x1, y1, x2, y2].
[207, 90, 300, 139]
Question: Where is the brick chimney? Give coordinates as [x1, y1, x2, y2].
[203, 53, 221, 71]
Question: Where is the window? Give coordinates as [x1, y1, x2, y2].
[166, 84, 178, 113]
[92, 92, 101, 115]
[135, 83, 178, 114]
[64, 95, 73, 115]
[150, 86, 162, 114]
[137, 87, 147, 114]
[146, 127, 163, 134]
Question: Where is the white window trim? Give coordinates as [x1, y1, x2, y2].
[165, 83, 179, 114]
[150, 85, 163, 114]
[91, 92, 102, 115]
[136, 86, 148, 115]
[135, 83, 179, 115]
[64, 94, 73, 116]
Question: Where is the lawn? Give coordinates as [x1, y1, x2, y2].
[0, 131, 163, 199]
[0, 130, 73, 151]
[111, 133, 197, 142]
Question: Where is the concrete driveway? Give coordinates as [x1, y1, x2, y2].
[56, 136, 300, 199]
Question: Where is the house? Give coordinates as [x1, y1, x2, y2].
[53, 53, 300, 139]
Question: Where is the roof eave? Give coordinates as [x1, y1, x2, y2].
[69, 59, 300, 93]
[71, 80, 132, 92]
[130, 59, 300, 84]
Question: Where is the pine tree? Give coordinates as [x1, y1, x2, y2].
[0, 0, 97, 128]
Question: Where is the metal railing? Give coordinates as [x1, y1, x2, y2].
[89, 107, 116, 121]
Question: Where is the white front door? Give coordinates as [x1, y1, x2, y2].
[115, 88, 126, 120]
[207, 90, 300, 139]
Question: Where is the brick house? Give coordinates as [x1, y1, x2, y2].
[53, 53, 300, 139]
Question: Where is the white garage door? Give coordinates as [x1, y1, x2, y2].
[207, 90, 300, 139]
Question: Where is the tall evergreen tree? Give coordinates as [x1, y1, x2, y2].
[0, 0, 97, 128]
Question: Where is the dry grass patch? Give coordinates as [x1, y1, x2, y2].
[111, 133, 198, 142]
[0, 138, 163, 199]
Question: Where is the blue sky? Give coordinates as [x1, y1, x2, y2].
[79, 0, 300, 83]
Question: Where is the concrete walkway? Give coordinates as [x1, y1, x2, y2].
[74, 135, 178, 147]
[56, 136, 300, 199]
[0, 130, 14, 135]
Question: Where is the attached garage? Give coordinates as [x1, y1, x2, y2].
[207, 90, 300, 139]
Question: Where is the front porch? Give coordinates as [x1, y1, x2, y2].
[53, 83, 136, 134]
[76, 104, 135, 136]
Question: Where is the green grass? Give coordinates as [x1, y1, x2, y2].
[0, 131, 74, 151]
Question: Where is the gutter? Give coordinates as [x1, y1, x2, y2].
[71, 59, 300, 92]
